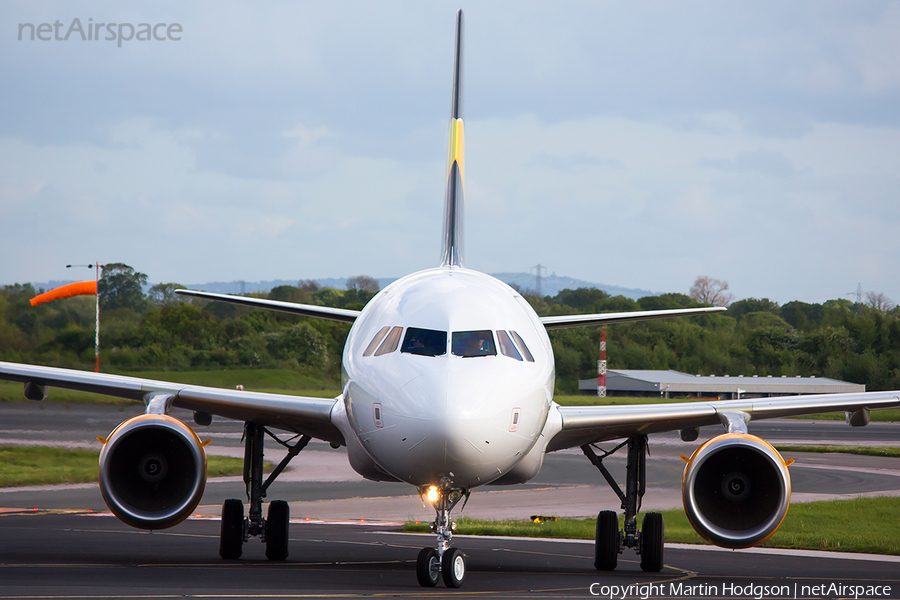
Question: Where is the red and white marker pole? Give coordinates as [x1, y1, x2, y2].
[597, 327, 607, 398]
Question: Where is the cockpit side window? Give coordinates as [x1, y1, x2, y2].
[363, 326, 390, 357]
[374, 326, 403, 356]
[509, 330, 535, 362]
[451, 330, 497, 357]
[401, 327, 447, 357]
[496, 330, 523, 361]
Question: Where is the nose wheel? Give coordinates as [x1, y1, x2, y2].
[441, 547, 466, 587]
[416, 546, 467, 588]
[416, 485, 468, 587]
[416, 548, 440, 587]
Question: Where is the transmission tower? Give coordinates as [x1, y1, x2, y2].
[531, 264, 547, 297]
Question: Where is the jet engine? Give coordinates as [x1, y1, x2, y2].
[98, 414, 207, 529]
[682, 433, 792, 548]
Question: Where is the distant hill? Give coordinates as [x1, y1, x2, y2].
[184, 278, 399, 295]
[489, 272, 658, 300]
[19, 273, 659, 301]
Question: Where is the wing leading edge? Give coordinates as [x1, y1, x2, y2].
[541, 306, 726, 330]
[0, 361, 343, 444]
[174, 289, 360, 323]
[548, 390, 900, 451]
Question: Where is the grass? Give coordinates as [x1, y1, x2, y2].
[554, 394, 900, 422]
[0, 446, 251, 487]
[775, 445, 900, 458]
[404, 496, 900, 555]
[0, 367, 341, 405]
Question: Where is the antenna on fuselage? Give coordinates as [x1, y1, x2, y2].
[440, 9, 465, 268]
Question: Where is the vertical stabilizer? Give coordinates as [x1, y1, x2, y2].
[440, 10, 465, 268]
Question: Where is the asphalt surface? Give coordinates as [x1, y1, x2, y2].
[0, 513, 898, 599]
[1, 402, 899, 598]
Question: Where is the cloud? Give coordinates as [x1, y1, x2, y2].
[698, 149, 797, 179]
[3, 1, 900, 304]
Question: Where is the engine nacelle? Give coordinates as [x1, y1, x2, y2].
[682, 433, 792, 548]
[99, 414, 207, 530]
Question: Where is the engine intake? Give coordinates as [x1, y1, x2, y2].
[99, 414, 207, 529]
[682, 433, 791, 548]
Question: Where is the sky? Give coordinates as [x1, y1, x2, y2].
[2, 1, 899, 305]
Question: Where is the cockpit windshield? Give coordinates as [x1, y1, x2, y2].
[401, 327, 447, 357]
[496, 330, 522, 361]
[451, 330, 497, 357]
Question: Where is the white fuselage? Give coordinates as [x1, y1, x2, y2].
[331, 267, 556, 489]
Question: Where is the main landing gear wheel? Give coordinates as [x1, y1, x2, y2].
[416, 548, 440, 587]
[220, 498, 244, 560]
[583, 436, 652, 572]
[639, 512, 664, 572]
[442, 547, 466, 588]
[594, 510, 618, 571]
[265, 500, 290, 561]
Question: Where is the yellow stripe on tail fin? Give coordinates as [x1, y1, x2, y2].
[440, 10, 465, 268]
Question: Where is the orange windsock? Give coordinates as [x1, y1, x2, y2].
[30, 281, 97, 307]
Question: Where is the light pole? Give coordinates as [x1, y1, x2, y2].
[66, 263, 104, 373]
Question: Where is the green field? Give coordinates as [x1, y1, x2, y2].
[0, 446, 250, 487]
[405, 496, 900, 555]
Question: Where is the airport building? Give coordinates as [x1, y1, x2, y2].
[578, 369, 865, 399]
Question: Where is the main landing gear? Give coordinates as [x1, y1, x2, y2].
[581, 434, 664, 572]
[416, 485, 469, 588]
[219, 422, 311, 561]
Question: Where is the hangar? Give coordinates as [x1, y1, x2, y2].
[578, 370, 865, 399]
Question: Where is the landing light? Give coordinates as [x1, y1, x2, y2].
[426, 485, 440, 503]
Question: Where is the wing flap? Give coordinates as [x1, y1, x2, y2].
[0, 361, 344, 444]
[549, 390, 900, 451]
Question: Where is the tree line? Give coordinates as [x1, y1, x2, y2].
[1, 265, 898, 393]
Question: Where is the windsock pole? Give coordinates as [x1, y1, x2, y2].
[59, 262, 104, 372]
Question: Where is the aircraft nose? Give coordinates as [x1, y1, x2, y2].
[387, 372, 527, 486]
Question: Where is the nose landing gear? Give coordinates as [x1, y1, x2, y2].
[416, 485, 469, 588]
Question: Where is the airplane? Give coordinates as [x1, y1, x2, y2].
[2, 9, 899, 590]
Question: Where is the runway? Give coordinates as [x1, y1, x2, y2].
[0, 512, 898, 599]
[1, 402, 899, 597]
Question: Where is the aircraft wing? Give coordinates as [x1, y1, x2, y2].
[548, 390, 900, 451]
[0, 361, 344, 444]
[540, 306, 726, 330]
[174, 289, 360, 323]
